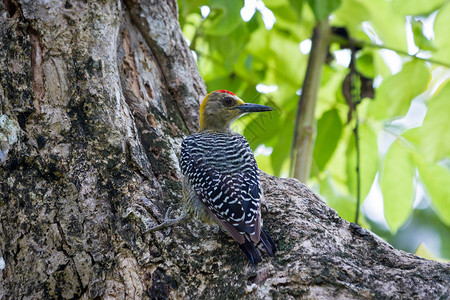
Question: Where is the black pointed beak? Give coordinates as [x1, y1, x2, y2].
[234, 103, 273, 113]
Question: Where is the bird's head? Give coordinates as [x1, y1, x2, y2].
[199, 90, 273, 132]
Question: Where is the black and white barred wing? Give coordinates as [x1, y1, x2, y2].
[180, 133, 262, 242]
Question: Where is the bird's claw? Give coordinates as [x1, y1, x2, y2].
[145, 207, 187, 233]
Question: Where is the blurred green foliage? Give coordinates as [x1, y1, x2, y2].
[178, 0, 450, 259]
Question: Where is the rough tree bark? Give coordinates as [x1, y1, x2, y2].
[0, 1, 448, 299]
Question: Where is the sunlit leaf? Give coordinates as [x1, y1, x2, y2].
[415, 243, 449, 263]
[369, 60, 430, 120]
[317, 66, 348, 116]
[347, 121, 379, 201]
[255, 154, 275, 176]
[267, 31, 305, 87]
[334, 0, 407, 50]
[346, 133, 357, 196]
[269, 110, 295, 176]
[306, 0, 342, 21]
[392, 0, 447, 15]
[380, 138, 415, 234]
[356, 51, 375, 78]
[364, 1, 407, 51]
[404, 81, 450, 162]
[415, 155, 450, 227]
[359, 122, 378, 200]
[411, 20, 436, 51]
[205, 75, 242, 93]
[242, 106, 281, 149]
[433, 1, 450, 67]
[208, 23, 250, 70]
[320, 124, 353, 193]
[320, 175, 357, 221]
[178, 0, 209, 27]
[372, 50, 392, 79]
[332, 0, 371, 42]
[265, 0, 301, 23]
[314, 109, 343, 171]
[204, 0, 243, 36]
[265, 0, 303, 22]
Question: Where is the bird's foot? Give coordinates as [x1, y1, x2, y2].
[262, 202, 269, 214]
[145, 207, 187, 233]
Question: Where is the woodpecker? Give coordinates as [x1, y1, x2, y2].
[179, 90, 276, 264]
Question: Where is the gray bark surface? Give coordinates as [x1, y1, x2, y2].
[0, 0, 448, 299]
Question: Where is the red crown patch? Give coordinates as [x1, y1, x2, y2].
[215, 90, 235, 96]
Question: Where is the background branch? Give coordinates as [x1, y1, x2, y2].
[291, 19, 331, 181]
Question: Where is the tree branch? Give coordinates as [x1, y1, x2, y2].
[291, 19, 331, 181]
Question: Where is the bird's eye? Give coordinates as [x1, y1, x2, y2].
[222, 97, 235, 107]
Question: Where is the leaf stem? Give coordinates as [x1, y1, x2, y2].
[354, 109, 361, 225]
[331, 35, 450, 68]
[347, 41, 362, 225]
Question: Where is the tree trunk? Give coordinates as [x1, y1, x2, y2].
[0, 1, 448, 299]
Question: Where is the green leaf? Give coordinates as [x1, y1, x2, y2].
[369, 60, 430, 120]
[306, 0, 342, 21]
[265, 0, 301, 22]
[356, 51, 375, 79]
[288, 0, 304, 18]
[178, 0, 209, 27]
[317, 65, 348, 115]
[267, 31, 306, 88]
[333, 0, 371, 41]
[346, 133, 357, 196]
[404, 81, 450, 162]
[255, 154, 275, 176]
[415, 155, 450, 227]
[433, 1, 450, 67]
[392, 0, 447, 15]
[319, 175, 358, 222]
[415, 243, 450, 263]
[320, 124, 353, 192]
[313, 109, 343, 171]
[359, 122, 379, 200]
[205, 75, 242, 93]
[208, 22, 250, 70]
[269, 110, 295, 176]
[242, 106, 280, 149]
[380, 138, 415, 234]
[347, 122, 379, 201]
[204, 0, 243, 36]
[411, 20, 437, 51]
[334, 0, 407, 50]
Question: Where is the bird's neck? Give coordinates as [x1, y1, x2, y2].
[198, 126, 234, 134]
[199, 116, 234, 133]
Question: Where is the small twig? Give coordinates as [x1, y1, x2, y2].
[348, 45, 361, 225]
[353, 109, 361, 225]
[331, 35, 450, 68]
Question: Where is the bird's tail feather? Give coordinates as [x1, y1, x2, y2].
[239, 238, 262, 265]
[239, 227, 277, 265]
[257, 227, 277, 257]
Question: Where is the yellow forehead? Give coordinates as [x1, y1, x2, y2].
[199, 92, 213, 114]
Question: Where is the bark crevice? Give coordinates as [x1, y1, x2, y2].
[26, 26, 44, 114]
